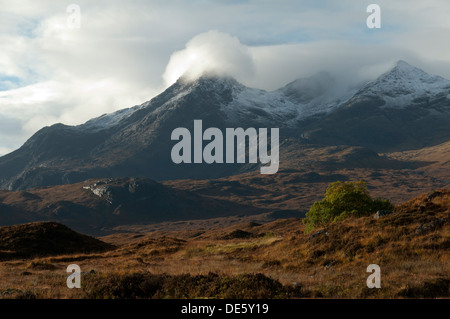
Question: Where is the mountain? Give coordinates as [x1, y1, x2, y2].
[354, 60, 450, 108]
[0, 61, 449, 190]
[0, 76, 281, 190]
[300, 61, 450, 151]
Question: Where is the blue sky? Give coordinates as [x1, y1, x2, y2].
[1, 0, 450, 155]
[0, 75, 22, 91]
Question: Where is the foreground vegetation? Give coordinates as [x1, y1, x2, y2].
[0, 188, 448, 299]
[304, 181, 394, 233]
[82, 272, 302, 299]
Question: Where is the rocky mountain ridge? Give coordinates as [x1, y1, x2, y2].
[0, 61, 449, 190]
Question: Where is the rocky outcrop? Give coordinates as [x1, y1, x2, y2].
[415, 218, 448, 235]
[373, 210, 394, 219]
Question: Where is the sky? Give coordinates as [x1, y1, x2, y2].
[1, 0, 450, 156]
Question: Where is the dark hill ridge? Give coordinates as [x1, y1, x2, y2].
[0, 221, 114, 261]
[0, 177, 263, 235]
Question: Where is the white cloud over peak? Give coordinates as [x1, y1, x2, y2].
[163, 30, 255, 86]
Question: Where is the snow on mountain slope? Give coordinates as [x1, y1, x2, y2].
[80, 105, 143, 132]
[76, 71, 358, 132]
[354, 60, 450, 109]
[221, 71, 357, 125]
[66, 61, 450, 133]
[222, 86, 298, 124]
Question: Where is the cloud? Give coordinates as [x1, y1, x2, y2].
[163, 35, 424, 92]
[163, 30, 255, 85]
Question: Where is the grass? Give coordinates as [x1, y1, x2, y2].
[0, 189, 448, 299]
[82, 272, 302, 299]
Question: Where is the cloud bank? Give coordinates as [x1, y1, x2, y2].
[1, 0, 450, 155]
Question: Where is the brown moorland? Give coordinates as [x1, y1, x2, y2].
[0, 189, 448, 299]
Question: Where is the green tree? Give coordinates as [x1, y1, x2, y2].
[304, 181, 393, 233]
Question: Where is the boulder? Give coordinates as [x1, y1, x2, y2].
[415, 218, 448, 235]
[307, 229, 328, 241]
[373, 210, 394, 219]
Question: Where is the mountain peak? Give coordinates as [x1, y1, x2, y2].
[177, 72, 242, 88]
[395, 60, 415, 69]
[386, 60, 429, 78]
[353, 60, 450, 108]
[374, 60, 448, 86]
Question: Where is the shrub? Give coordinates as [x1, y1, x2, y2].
[82, 272, 165, 299]
[304, 181, 393, 232]
[82, 272, 302, 299]
[398, 278, 450, 298]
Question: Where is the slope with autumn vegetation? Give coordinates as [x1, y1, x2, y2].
[0, 188, 448, 299]
[0, 222, 114, 261]
[0, 177, 263, 235]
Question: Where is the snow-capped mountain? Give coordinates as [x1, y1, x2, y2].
[350, 60, 450, 110]
[76, 70, 355, 132]
[75, 60, 450, 136]
[300, 61, 450, 151]
[0, 60, 449, 190]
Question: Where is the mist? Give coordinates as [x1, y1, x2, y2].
[163, 31, 450, 93]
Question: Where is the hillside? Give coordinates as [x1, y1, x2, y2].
[0, 222, 114, 261]
[0, 177, 263, 235]
[1, 145, 448, 238]
[1, 143, 449, 236]
[0, 189, 448, 298]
